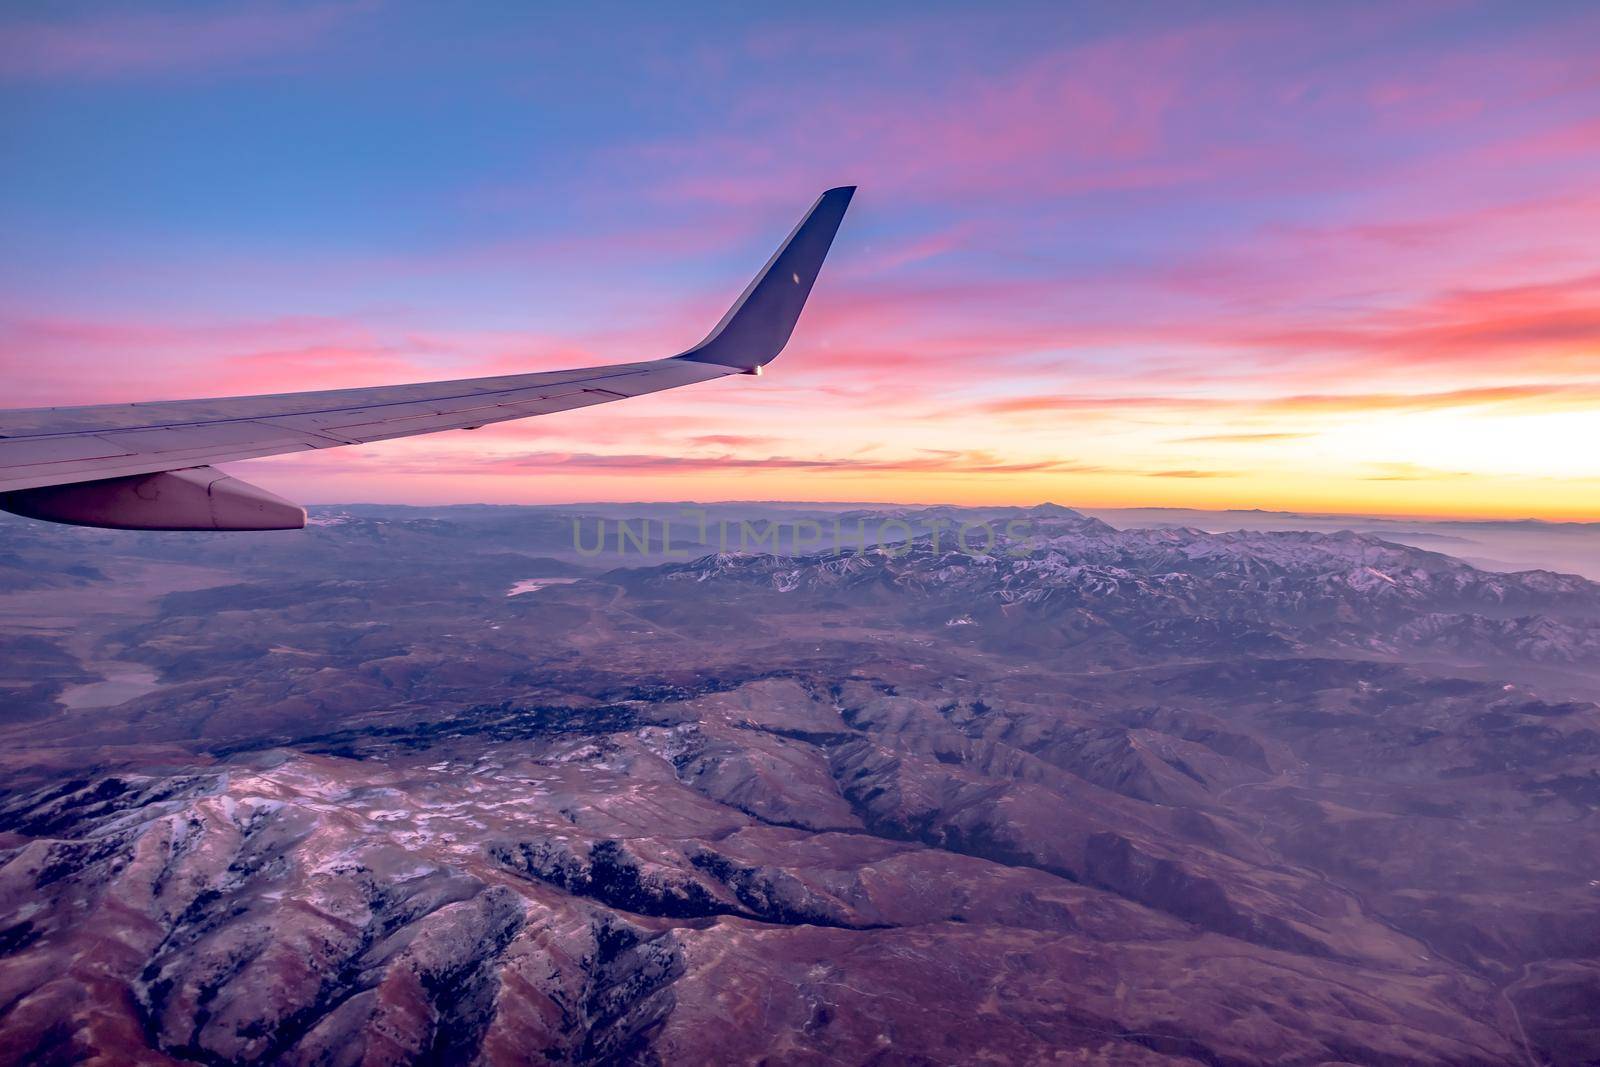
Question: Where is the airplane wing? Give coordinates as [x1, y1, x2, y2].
[0, 186, 854, 531]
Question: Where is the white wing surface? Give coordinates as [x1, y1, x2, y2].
[0, 187, 854, 530]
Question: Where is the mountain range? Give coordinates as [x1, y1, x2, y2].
[0, 504, 1596, 1064]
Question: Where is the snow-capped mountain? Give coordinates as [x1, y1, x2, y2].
[646, 509, 1600, 665]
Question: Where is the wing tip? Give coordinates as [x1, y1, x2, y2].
[676, 185, 855, 370]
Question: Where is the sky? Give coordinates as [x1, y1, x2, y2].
[3, 1, 1599, 519]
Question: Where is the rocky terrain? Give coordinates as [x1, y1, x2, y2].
[0, 504, 1597, 1065]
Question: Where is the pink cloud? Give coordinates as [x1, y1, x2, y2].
[0, 310, 645, 409]
[0, 2, 373, 80]
[610, 6, 1600, 220]
[1239, 270, 1600, 373]
[687, 433, 779, 448]
[255, 447, 1105, 479]
[614, 22, 1277, 210]
[977, 383, 1600, 419]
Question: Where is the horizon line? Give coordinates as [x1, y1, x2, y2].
[291, 500, 1600, 526]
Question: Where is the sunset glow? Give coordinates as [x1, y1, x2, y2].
[3, 3, 1599, 518]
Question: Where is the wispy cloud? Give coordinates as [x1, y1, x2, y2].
[1363, 462, 1478, 482]
[0, 2, 374, 81]
[474, 449, 1100, 477]
[977, 383, 1600, 419]
[1146, 469, 1239, 479]
[1173, 432, 1314, 444]
[1241, 271, 1600, 373]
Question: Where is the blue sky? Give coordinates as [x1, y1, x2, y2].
[4, 1, 1600, 515]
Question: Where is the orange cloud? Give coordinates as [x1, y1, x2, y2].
[422, 448, 1103, 478]
[1245, 271, 1600, 372]
[976, 383, 1600, 419]
[1173, 432, 1314, 443]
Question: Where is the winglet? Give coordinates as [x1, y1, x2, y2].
[675, 186, 854, 370]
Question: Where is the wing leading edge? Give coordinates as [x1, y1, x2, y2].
[0, 186, 854, 530]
